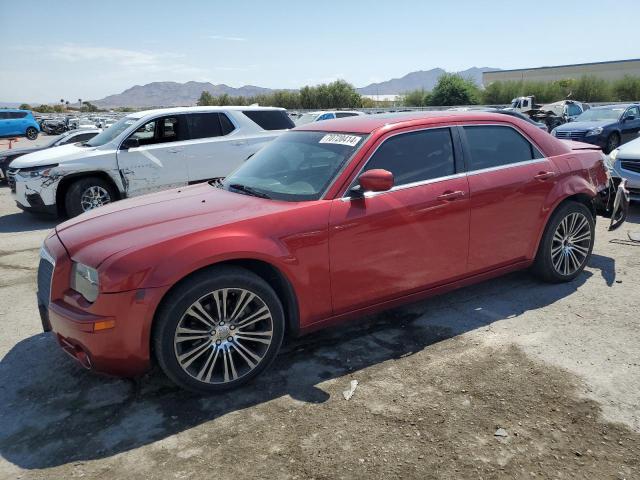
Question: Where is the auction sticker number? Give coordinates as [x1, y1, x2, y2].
[319, 134, 361, 147]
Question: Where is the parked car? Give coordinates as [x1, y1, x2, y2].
[40, 118, 67, 135]
[295, 110, 364, 125]
[9, 106, 294, 217]
[609, 135, 640, 201]
[2, 128, 100, 183]
[0, 109, 40, 140]
[37, 111, 628, 392]
[552, 104, 640, 153]
[508, 97, 589, 130]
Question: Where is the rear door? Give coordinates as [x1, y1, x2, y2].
[329, 126, 470, 313]
[182, 112, 253, 182]
[0, 112, 9, 136]
[116, 115, 190, 196]
[462, 124, 556, 273]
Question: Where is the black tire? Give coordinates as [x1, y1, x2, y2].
[25, 127, 38, 141]
[604, 132, 620, 154]
[64, 176, 117, 218]
[153, 266, 285, 393]
[532, 201, 595, 283]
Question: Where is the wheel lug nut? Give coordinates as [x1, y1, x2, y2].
[228, 336, 233, 342]
[230, 325, 235, 330]
[220, 321, 225, 326]
[216, 339, 221, 345]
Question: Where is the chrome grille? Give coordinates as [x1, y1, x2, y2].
[620, 160, 640, 174]
[37, 251, 54, 308]
[555, 130, 587, 141]
[7, 168, 18, 192]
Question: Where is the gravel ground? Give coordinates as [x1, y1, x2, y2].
[0, 185, 638, 479]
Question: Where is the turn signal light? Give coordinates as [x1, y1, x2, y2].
[93, 320, 115, 332]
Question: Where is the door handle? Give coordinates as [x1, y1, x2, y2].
[534, 171, 556, 180]
[168, 148, 183, 153]
[437, 190, 465, 201]
[233, 140, 248, 146]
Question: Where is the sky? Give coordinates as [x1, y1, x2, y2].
[1, 0, 639, 103]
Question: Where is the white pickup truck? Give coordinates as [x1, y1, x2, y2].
[8, 106, 293, 217]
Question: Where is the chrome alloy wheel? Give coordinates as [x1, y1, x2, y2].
[80, 186, 111, 211]
[550, 212, 592, 276]
[173, 288, 274, 384]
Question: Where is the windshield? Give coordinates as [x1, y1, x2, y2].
[575, 107, 624, 123]
[295, 113, 319, 126]
[222, 130, 365, 201]
[85, 116, 137, 147]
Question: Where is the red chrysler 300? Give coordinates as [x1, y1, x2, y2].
[38, 112, 628, 392]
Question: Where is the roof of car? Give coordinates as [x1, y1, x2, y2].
[126, 105, 286, 119]
[294, 111, 527, 134]
[590, 103, 636, 110]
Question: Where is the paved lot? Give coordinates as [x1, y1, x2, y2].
[0, 185, 639, 479]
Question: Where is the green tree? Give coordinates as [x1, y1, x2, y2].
[428, 74, 481, 106]
[612, 75, 640, 101]
[401, 89, 430, 107]
[19, 103, 31, 110]
[197, 91, 216, 106]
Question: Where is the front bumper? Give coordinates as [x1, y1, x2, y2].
[595, 177, 630, 230]
[14, 173, 59, 215]
[40, 233, 170, 378]
[614, 162, 640, 202]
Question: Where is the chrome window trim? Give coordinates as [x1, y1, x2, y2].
[466, 157, 549, 177]
[340, 125, 458, 199]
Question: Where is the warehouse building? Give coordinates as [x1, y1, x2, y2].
[483, 59, 640, 85]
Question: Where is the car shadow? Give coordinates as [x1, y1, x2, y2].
[0, 265, 609, 470]
[0, 212, 58, 233]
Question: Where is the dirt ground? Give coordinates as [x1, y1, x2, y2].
[0, 184, 639, 479]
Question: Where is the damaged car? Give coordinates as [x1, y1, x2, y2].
[38, 111, 628, 392]
[9, 106, 294, 217]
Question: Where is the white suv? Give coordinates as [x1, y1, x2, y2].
[9, 106, 293, 217]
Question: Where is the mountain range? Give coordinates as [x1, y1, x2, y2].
[82, 67, 498, 108]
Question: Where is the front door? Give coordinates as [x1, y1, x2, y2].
[116, 115, 190, 197]
[621, 106, 640, 143]
[461, 124, 557, 273]
[329, 127, 470, 314]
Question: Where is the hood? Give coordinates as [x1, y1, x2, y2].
[8, 143, 101, 168]
[615, 135, 640, 158]
[55, 183, 301, 267]
[555, 120, 613, 131]
[0, 146, 44, 158]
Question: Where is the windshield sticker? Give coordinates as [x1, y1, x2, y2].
[319, 134, 361, 147]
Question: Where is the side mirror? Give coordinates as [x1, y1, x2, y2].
[624, 115, 636, 122]
[353, 169, 394, 195]
[120, 137, 139, 150]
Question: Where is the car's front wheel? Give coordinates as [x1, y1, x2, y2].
[532, 201, 595, 283]
[25, 127, 38, 140]
[65, 176, 116, 217]
[605, 132, 620, 154]
[153, 266, 285, 393]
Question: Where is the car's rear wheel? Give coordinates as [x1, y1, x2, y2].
[25, 127, 38, 140]
[605, 132, 620, 154]
[153, 266, 285, 393]
[532, 201, 595, 283]
[65, 176, 116, 218]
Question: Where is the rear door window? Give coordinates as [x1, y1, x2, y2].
[335, 112, 360, 118]
[463, 125, 542, 171]
[242, 110, 294, 130]
[359, 128, 456, 187]
[185, 113, 223, 139]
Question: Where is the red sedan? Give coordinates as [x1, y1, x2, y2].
[38, 111, 629, 392]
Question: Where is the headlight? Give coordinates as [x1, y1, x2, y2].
[17, 164, 59, 178]
[586, 127, 603, 136]
[71, 262, 99, 302]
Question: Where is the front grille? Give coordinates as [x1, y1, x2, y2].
[620, 160, 640, 174]
[7, 168, 17, 192]
[555, 130, 587, 141]
[37, 255, 54, 308]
